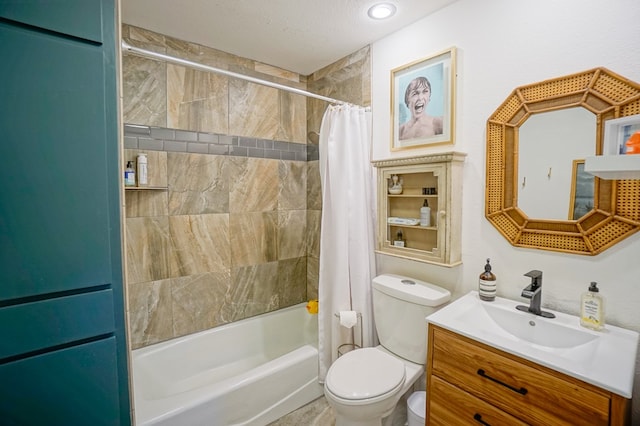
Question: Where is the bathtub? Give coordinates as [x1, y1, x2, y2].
[132, 303, 323, 426]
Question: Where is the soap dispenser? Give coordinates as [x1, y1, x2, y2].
[580, 282, 605, 331]
[478, 258, 496, 301]
[124, 161, 136, 187]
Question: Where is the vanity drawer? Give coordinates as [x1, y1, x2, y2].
[430, 326, 610, 426]
[429, 375, 526, 426]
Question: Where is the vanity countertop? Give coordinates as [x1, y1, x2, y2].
[426, 291, 639, 398]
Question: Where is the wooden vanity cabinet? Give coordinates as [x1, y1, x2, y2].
[426, 325, 632, 426]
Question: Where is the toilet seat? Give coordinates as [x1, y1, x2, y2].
[325, 348, 405, 401]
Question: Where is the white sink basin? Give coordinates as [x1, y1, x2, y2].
[456, 299, 598, 349]
[426, 291, 639, 398]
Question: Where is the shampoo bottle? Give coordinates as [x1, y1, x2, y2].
[478, 258, 496, 301]
[420, 199, 431, 227]
[137, 153, 148, 186]
[580, 282, 605, 331]
[124, 161, 136, 187]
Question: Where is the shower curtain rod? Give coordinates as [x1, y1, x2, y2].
[121, 41, 357, 106]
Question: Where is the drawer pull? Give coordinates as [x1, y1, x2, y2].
[473, 413, 491, 425]
[477, 369, 528, 395]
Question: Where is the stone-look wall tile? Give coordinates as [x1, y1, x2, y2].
[167, 64, 229, 134]
[306, 45, 371, 141]
[127, 26, 167, 54]
[125, 191, 168, 218]
[169, 214, 230, 277]
[279, 210, 307, 260]
[306, 210, 321, 259]
[122, 56, 167, 127]
[124, 149, 168, 187]
[277, 257, 307, 307]
[230, 212, 278, 267]
[279, 161, 307, 210]
[306, 256, 319, 300]
[254, 62, 301, 83]
[308, 45, 370, 89]
[128, 278, 173, 349]
[171, 271, 231, 336]
[229, 79, 280, 140]
[277, 91, 307, 143]
[168, 153, 229, 215]
[224, 263, 280, 322]
[126, 217, 172, 284]
[166, 33, 254, 75]
[228, 157, 278, 213]
[306, 97, 328, 139]
[306, 161, 322, 210]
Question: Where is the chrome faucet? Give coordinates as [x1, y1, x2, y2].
[516, 270, 555, 318]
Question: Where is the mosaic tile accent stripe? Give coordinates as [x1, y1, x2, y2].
[124, 124, 313, 162]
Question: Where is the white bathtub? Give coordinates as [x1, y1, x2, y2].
[132, 303, 323, 426]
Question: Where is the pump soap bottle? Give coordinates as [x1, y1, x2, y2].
[478, 258, 496, 301]
[580, 282, 605, 331]
[420, 199, 431, 227]
[124, 161, 136, 187]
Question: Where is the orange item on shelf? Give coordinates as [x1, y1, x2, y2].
[625, 131, 640, 154]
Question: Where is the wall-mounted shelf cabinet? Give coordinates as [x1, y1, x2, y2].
[372, 152, 465, 266]
[584, 155, 640, 180]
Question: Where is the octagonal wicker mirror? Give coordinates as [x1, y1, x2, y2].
[486, 67, 640, 255]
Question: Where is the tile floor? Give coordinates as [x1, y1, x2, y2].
[267, 393, 412, 426]
[268, 396, 334, 426]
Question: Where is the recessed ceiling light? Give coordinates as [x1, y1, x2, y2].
[367, 3, 397, 20]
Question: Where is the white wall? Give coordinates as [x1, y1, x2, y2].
[371, 0, 640, 417]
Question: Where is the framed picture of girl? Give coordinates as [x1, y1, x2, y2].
[390, 47, 456, 151]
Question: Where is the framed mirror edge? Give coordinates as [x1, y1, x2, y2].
[485, 67, 640, 255]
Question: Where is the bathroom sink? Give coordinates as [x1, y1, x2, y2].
[426, 291, 639, 398]
[457, 299, 597, 349]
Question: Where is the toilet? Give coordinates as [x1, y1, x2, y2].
[324, 274, 451, 426]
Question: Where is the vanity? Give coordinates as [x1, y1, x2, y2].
[425, 292, 639, 425]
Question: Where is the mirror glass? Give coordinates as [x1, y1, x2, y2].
[518, 108, 596, 220]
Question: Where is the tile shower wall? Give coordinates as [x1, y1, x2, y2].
[124, 141, 307, 348]
[122, 24, 370, 348]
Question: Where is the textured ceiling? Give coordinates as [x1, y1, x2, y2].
[121, 0, 458, 75]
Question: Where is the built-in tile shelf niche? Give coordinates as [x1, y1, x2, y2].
[125, 186, 168, 191]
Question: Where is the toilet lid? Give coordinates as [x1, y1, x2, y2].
[326, 348, 405, 400]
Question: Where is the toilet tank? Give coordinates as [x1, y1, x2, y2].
[372, 274, 451, 364]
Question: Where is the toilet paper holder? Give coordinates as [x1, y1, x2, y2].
[334, 311, 363, 357]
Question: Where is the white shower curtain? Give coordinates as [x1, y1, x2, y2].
[317, 104, 377, 382]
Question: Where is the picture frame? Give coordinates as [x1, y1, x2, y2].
[390, 47, 456, 151]
[602, 113, 640, 155]
[568, 159, 594, 220]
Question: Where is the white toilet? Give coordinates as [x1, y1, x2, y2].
[324, 274, 451, 426]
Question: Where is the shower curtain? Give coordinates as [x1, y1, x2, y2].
[317, 104, 377, 382]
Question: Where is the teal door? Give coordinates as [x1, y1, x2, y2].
[0, 1, 131, 424]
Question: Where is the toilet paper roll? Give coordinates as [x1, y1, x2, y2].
[339, 311, 358, 329]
